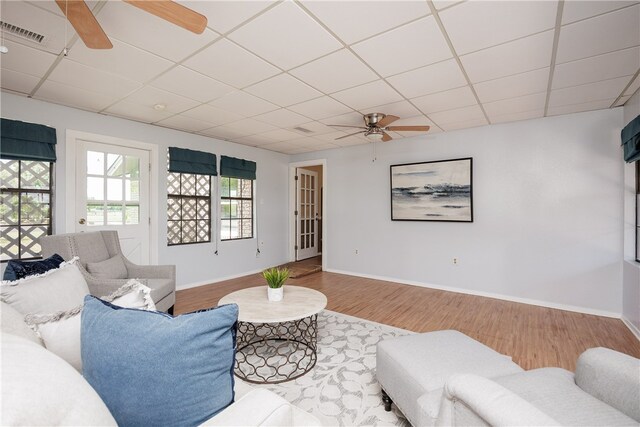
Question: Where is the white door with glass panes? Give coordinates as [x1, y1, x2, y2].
[75, 140, 150, 264]
[296, 168, 318, 260]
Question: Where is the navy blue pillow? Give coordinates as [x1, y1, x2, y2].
[81, 296, 238, 427]
[3, 254, 65, 281]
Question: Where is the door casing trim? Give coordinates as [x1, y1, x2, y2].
[288, 159, 327, 271]
[64, 129, 159, 264]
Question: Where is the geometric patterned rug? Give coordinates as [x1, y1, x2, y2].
[242, 310, 414, 426]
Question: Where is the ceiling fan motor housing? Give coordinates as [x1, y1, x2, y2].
[364, 113, 387, 127]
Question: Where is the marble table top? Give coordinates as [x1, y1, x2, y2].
[218, 286, 327, 323]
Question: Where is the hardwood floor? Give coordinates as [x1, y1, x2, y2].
[175, 270, 640, 371]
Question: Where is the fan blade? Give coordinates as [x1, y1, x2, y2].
[327, 124, 368, 129]
[123, 0, 208, 34]
[381, 131, 393, 142]
[335, 131, 365, 140]
[377, 115, 400, 128]
[386, 125, 431, 132]
[56, 0, 112, 49]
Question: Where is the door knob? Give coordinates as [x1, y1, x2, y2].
[78, 218, 86, 225]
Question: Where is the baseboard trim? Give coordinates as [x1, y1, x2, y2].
[177, 268, 264, 291]
[325, 268, 621, 319]
[622, 316, 640, 341]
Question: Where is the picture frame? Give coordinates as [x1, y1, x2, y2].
[390, 157, 473, 222]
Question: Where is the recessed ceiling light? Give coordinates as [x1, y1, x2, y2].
[153, 103, 166, 111]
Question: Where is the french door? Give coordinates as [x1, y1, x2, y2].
[296, 168, 319, 260]
[75, 140, 150, 264]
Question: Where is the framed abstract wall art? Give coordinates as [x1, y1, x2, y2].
[390, 157, 473, 222]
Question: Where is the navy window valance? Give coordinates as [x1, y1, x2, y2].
[1, 118, 57, 162]
[220, 156, 256, 180]
[168, 147, 217, 176]
[622, 115, 640, 163]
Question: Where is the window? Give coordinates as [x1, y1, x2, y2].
[0, 160, 53, 261]
[167, 171, 211, 245]
[220, 177, 253, 240]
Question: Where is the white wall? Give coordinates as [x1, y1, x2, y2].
[622, 90, 640, 337]
[1, 93, 291, 288]
[293, 108, 625, 315]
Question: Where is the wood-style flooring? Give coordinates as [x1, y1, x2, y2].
[175, 269, 640, 371]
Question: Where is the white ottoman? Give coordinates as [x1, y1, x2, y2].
[376, 330, 524, 426]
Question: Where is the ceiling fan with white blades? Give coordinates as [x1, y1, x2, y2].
[56, 0, 208, 49]
[328, 113, 430, 142]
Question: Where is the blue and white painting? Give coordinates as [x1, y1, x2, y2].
[391, 158, 473, 222]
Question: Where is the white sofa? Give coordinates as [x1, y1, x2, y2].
[0, 301, 321, 426]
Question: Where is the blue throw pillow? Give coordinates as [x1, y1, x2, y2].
[81, 296, 238, 427]
[3, 254, 65, 281]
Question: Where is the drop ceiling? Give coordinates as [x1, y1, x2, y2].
[1, 0, 639, 155]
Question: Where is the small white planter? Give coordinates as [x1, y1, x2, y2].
[267, 286, 284, 302]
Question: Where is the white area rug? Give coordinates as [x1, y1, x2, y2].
[242, 310, 413, 426]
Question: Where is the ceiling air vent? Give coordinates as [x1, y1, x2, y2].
[1, 21, 45, 44]
[293, 126, 313, 134]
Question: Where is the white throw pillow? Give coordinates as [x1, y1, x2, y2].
[25, 280, 156, 372]
[0, 332, 117, 426]
[0, 257, 89, 316]
[0, 301, 43, 346]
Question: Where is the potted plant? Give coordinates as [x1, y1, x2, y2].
[262, 267, 290, 302]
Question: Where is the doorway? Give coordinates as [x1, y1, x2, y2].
[289, 160, 326, 270]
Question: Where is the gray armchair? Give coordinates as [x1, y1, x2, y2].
[39, 231, 175, 313]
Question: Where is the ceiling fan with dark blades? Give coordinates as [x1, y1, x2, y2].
[328, 113, 430, 142]
[56, 0, 208, 50]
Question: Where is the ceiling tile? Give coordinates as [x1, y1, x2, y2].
[155, 115, 217, 133]
[0, 39, 58, 78]
[0, 1, 71, 54]
[122, 86, 199, 114]
[290, 121, 336, 136]
[440, 0, 558, 55]
[96, 1, 219, 62]
[228, 1, 341, 70]
[614, 96, 631, 107]
[411, 86, 477, 115]
[562, 1, 637, 25]
[0, 69, 41, 95]
[482, 92, 546, 117]
[65, 38, 173, 83]
[105, 100, 173, 123]
[47, 59, 141, 98]
[319, 111, 367, 126]
[259, 128, 302, 142]
[253, 109, 310, 128]
[180, 1, 276, 34]
[224, 118, 277, 135]
[362, 101, 422, 118]
[490, 109, 545, 124]
[208, 91, 278, 117]
[234, 134, 276, 147]
[552, 47, 640, 90]
[288, 96, 353, 120]
[199, 126, 252, 140]
[183, 39, 280, 88]
[289, 49, 378, 94]
[260, 141, 298, 154]
[352, 16, 452, 77]
[332, 80, 403, 111]
[387, 59, 467, 99]
[429, 104, 485, 125]
[245, 74, 321, 107]
[549, 76, 630, 107]
[299, 0, 431, 44]
[433, 1, 464, 11]
[625, 75, 640, 96]
[313, 130, 355, 143]
[150, 66, 235, 103]
[441, 117, 489, 131]
[181, 104, 244, 126]
[473, 68, 550, 103]
[461, 31, 554, 83]
[556, 5, 640, 64]
[35, 80, 119, 112]
[547, 98, 616, 116]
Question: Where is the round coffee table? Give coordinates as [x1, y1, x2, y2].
[219, 286, 327, 384]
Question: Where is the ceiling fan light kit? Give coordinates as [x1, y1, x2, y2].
[329, 112, 430, 143]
